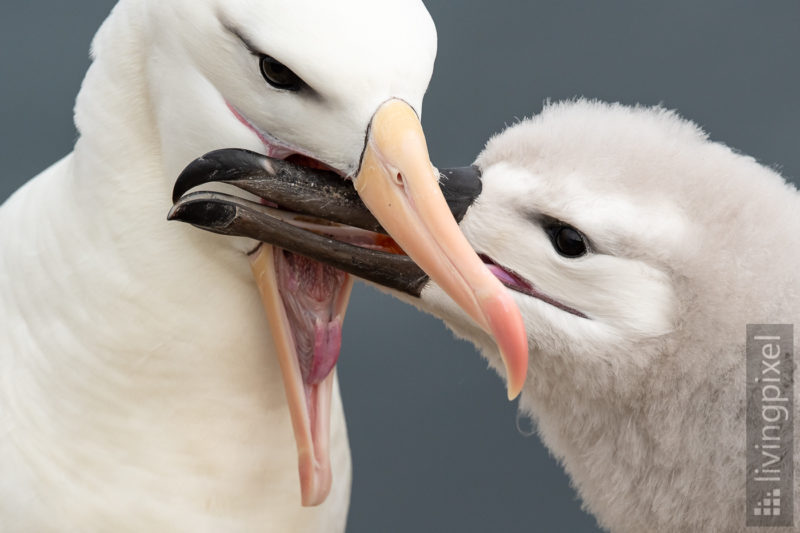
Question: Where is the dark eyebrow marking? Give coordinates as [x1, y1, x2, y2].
[217, 15, 318, 96]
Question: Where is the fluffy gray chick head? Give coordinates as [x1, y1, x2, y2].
[419, 100, 799, 403]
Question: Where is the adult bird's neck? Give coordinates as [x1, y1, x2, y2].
[0, 4, 353, 528]
[72, 0, 165, 220]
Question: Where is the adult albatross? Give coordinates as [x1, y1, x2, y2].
[175, 100, 800, 532]
[0, 0, 527, 531]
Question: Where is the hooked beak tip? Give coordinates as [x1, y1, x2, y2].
[167, 195, 238, 229]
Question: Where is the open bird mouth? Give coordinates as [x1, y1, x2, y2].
[168, 148, 479, 505]
[169, 147, 438, 505]
[249, 153, 352, 508]
[170, 100, 528, 507]
[222, 106, 358, 505]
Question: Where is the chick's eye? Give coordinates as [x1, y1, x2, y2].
[551, 225, 587, 258]
[259, 55, 301, 91]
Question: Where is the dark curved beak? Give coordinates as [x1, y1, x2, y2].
[168, 148, 482, 297]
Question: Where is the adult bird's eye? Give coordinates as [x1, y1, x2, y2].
[259, 55, 302, 91]
[550, 225, 587, 258]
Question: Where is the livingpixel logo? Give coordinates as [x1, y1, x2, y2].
[746, 324, 794, 527]
[752, 488, 782, 518]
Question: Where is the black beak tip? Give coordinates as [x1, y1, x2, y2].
[167, 197, 238, 230]
[171, 148, 272, 203]
[172, 157, 215, 204]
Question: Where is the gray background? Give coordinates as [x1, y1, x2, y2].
[2, 2, 798, 532]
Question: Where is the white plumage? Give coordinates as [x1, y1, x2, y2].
[402, 100, 800, 532]
[0, 0, 437, 530]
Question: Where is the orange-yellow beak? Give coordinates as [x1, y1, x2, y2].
[168, 98, 529, 508]
[354, 99, 528, 400]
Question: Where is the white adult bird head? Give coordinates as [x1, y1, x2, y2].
[180, 100, 800, 530]
[147, 0, 432, 176]
[157, 0, 527, 506]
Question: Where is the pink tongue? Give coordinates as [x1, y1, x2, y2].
[482, 256, 533, 293]
[486, 264, 520, 287]
[275, 250, 347, 385]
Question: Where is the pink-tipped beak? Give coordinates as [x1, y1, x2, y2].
[354, 99, 528, 399]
